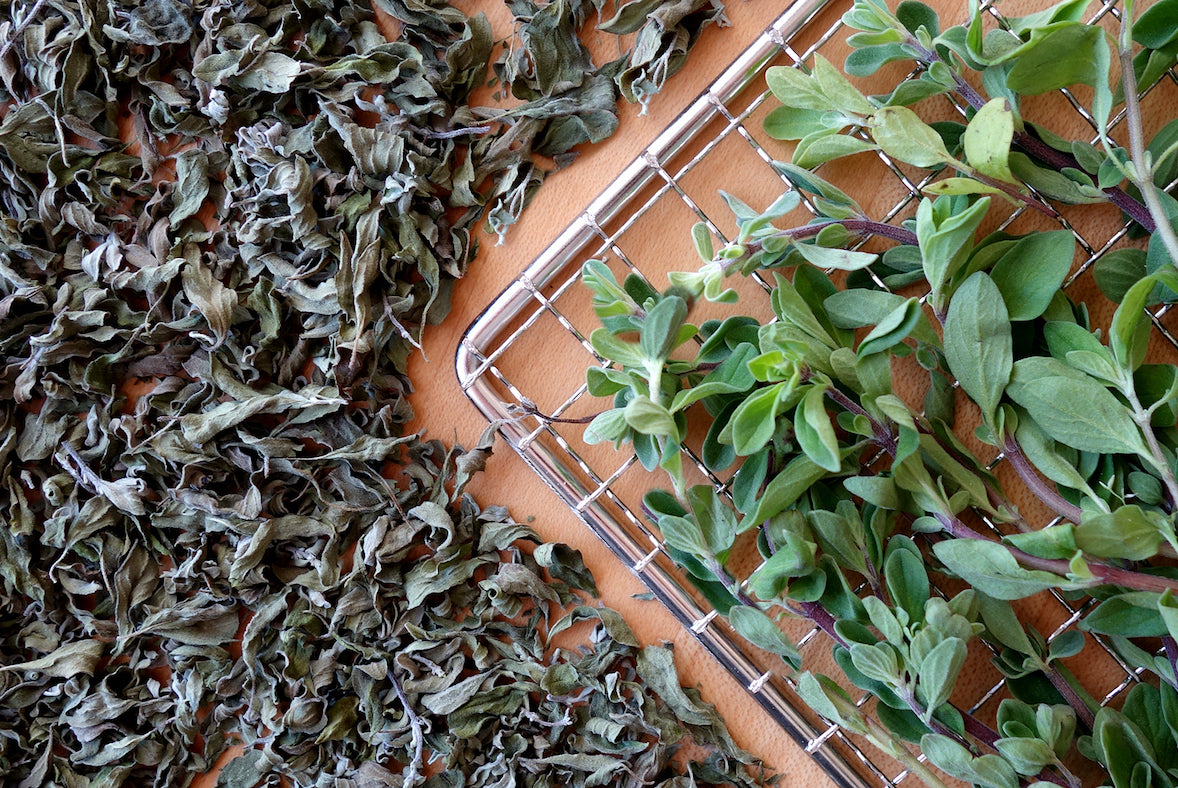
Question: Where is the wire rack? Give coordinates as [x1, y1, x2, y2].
[457, 1, 1178, 785]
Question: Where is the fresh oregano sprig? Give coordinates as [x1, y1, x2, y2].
[580, 2, 1178, 786]
[765, 0, 1178, 284]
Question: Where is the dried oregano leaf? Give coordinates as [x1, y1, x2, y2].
[0, 0, 763, 785]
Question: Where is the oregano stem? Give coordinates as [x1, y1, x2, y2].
[960, 166, 1060, 217]
[824, 385, 898, 456]
[906, 35, 1156, 231]
[788, 218, 920, 246]
[933, 513, 1178, 595]
[898, 684, 989, 751]
[1001, 433, 1084, 523]
[959, 709, 1002, 754]
[906, 38, 986, 110]
[390, 668, 427, 787]
[1043, 661, 1099, 731]
[1119, 12, 1178, 267]
[1055, 763, 1085, 788]
[1164, 637, 1178, 689]
[706, 556, 759, 608]
[1123, 385, 1178, 508]
[0, 0, 49, 62]
[514, 400, 602, 424]
[794, 599, 844, 646]
[721, 218, 917, 272]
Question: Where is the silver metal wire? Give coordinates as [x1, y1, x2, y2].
[457, 2, 1178, 785]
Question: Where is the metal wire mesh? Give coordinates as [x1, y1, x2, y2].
[457, 1, 1178, 785]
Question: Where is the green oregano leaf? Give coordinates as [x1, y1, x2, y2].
[987, 231, 1076, 321]
[795, 384, 842, 472]
[932, 539, 1082, 600]
[943, 272, 1012, 425]
[1007, 360, 1149, 456]
[963, 98, 1016, 183]
[640, 295, 690, 361]
[870, 105, 956, 168]
[728, 605, 801, 664]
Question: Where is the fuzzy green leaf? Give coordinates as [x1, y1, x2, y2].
[1082, 592, 1169, 637]
[793, 242, 879, 271]
[870, 105, 955, 168]
[858, 297, 923, 357]
[933, 539, 1081, 600]
[1075, 506, 1166, 562]
[963, 98, 1016, 183]
[1134, 0, 1178, 49]
[729, 383, 786, 456]
[794, 131, 879, 168]
[623, 397, 678, 438]
[640, 296, 689, 361]
[728, 606, 800, 663]
[1007, 360, 1148, 456]
[943, 272, 1011, 424]
[765, 65, 831, 110]
[795, 384, 842, 472]
[917, 638, 968, 715]
[744, 455, 829, 527]
[988, 231, 1075, 321]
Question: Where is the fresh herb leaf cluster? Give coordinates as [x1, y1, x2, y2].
[582, 1, 1178, 786]
[0, 0, 773, 786]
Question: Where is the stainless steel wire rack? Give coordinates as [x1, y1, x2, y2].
[457, 1, 1178, 785]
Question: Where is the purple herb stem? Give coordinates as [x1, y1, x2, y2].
[1045, 662, 1098, 731]
[934, 513, 1178, 595]
[824, 385, 898, 457]
[907, 36, 1155, 232]
[726, 218, 918, 273]
[1001, 433, 1084, 523]
[1165, 637, 1178, 690]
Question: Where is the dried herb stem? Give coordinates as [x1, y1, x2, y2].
[0, 0, 49, 61]
[390, 668, 427, 787]
[512, 400, 601, 424]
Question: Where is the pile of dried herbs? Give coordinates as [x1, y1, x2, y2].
[0, 0, 770, 785]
